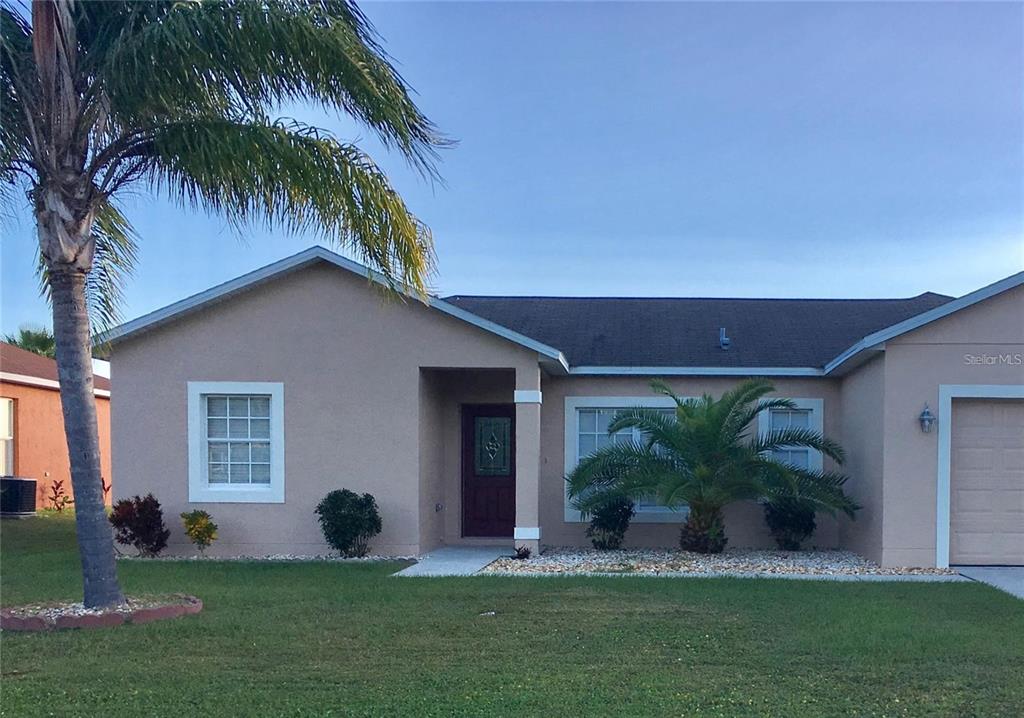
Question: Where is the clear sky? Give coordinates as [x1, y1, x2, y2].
[2, 1, 1022, 335]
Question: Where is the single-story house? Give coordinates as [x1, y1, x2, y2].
[104, 247, 1023, 567]
[0, 342, 113, 509]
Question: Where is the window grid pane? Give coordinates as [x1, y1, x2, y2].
[769, 409, 813, 470]
[204, 394, 272, 486]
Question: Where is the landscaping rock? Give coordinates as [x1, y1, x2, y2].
[1, 594, 202, 632]
[482, 548, 957, 577]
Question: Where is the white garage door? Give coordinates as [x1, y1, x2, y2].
[949, 399, 1024, 565]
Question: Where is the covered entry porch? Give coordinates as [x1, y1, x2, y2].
[418, 367, 543, 555]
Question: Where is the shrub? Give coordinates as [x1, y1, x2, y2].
[512, 545, 532, 560]
[315, 489, 382, 557]
[180, 510, 218, 554]
[46, 480, 74, 512]
[763, 499, 817, 550]
[585, 496, 635, 550]
[109, 494, 170, 557]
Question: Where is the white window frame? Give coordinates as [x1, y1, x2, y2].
[1, 397, 14, 476]
[757, 398, 824, 473]
[187, 381, 285, 503]
[564, 396, 690, 523]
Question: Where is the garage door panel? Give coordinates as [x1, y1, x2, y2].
[950, 399, 1024, 566]
[954, 448, 995, 471]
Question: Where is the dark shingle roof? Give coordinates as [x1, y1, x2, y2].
[442, 293, 954, 368]
[0, 342, 112, 391]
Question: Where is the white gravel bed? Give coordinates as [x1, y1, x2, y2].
[117, 553, 415, 562]
[482, 548, 957, 577]
[4, 594, 178, 619]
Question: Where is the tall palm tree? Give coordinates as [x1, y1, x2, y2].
[1, 0, 448, 607]
[567, 380, 859, 553]
[3, 325, 56, 357]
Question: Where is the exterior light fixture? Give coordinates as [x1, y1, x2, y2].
[918, 404, 936, 433]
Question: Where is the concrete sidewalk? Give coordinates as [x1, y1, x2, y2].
[393, 546, 510, 577]
[957, 567, 1024, 599]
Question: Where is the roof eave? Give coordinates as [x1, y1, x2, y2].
[824, 270, 1024, 375]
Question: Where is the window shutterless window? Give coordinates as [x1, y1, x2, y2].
[767, 408, 811, 469]
[187, 382, 284, 503]
[0, 398, 13, 476]
[576, 407, 675, 513]
[564, 396, 687, 523]
[758, 399, 824, 473]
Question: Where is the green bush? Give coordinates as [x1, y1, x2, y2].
[315, 490, 382, 557]
[763, 499, 817, 550]
[180, 510, 218, 554]
[585, 497, 635, 550]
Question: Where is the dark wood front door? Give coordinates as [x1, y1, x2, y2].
[462, 404, 515, 537]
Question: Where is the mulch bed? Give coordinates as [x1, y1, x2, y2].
[1, 594, 202, 632]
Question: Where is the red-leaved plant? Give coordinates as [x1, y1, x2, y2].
[109, 494, 170, 557]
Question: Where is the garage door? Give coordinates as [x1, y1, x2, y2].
[950, 399, 1024, 565]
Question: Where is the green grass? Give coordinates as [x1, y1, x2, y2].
[2, 515, 1022, 717]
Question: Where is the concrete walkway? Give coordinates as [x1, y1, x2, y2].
[957, 567, 1024, 599]
[393, 546, 510, 577]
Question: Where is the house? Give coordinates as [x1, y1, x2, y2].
[104, 247, 1023, 567]
[0, 342, 113, 509]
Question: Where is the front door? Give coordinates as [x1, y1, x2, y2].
[462, 404, 516, 537]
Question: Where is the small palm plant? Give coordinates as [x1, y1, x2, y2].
[566, 379, 859, 553]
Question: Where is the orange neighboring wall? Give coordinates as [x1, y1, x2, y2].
[1, 380, 113, 509]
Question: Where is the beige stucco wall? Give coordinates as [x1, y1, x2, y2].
[837, 356, 886, 563]
[877, 284, 1023, 567]
[113, 256, 1022, 563]
[539, 375, 845, 550]
[113, 263, 537, 557]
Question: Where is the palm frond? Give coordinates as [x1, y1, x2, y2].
[96, 0, 451, 177]
[759, 462, 859, 518]
[566, 441, 685, 517]
[145, 117, 433, 294]
[751, 427, 846, 464]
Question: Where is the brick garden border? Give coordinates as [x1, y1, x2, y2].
[1, 595, 202, 632]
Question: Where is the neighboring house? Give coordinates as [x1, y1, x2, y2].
[0, 342, 113, 508]
[104, 247, 1023, 567]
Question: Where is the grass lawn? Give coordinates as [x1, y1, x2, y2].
[2, 515, 1022, 717]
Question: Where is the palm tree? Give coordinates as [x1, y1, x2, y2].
[3, 325, 56, 357]
[1, 0, 448, 607]
[567, 380, 859, 553]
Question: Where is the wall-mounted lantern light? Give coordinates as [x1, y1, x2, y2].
[918, 404, 936, 433]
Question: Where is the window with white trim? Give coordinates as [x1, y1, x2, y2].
[564, 397, 686, 522]
[0, 398, 14, 476]
[758, 399, 824, 473]
[188, 382, 284, 503]
[766, 408, 811, 469]
[577, 407, 674, 513]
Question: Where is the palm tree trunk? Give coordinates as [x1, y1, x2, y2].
[49, 267, 124, 608]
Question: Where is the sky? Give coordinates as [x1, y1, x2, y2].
[2, 1, 1022, 335]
